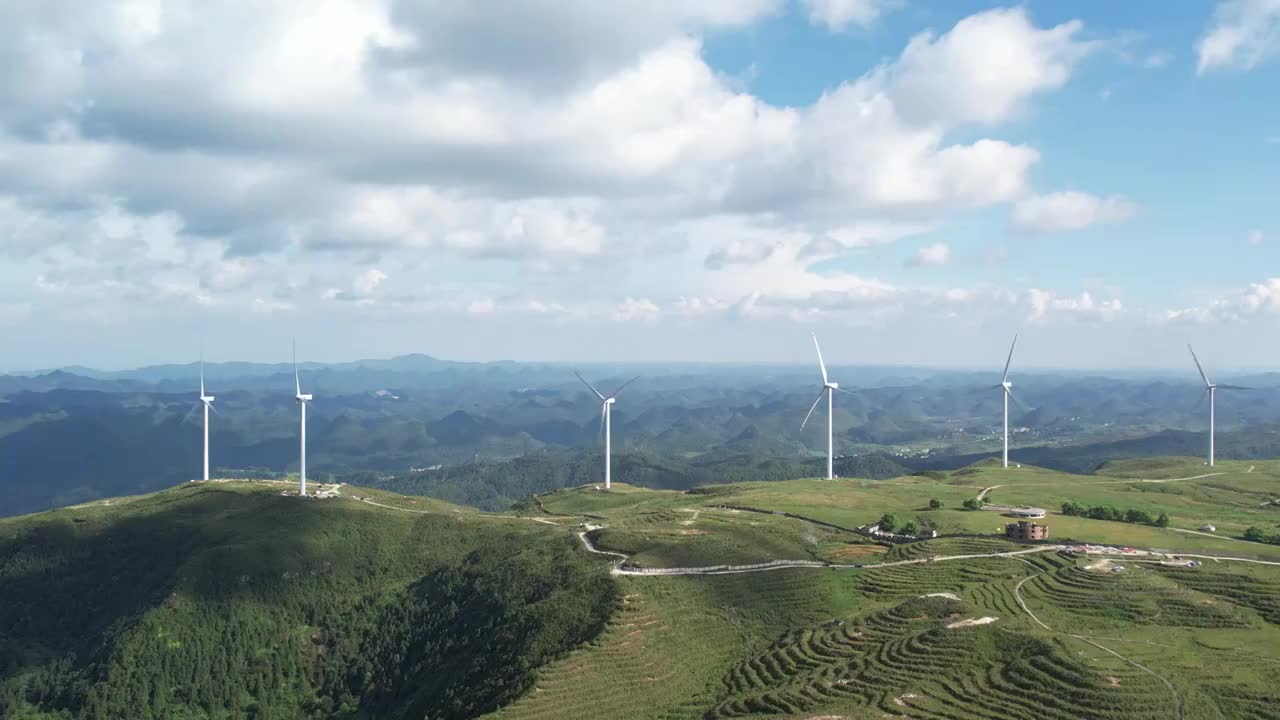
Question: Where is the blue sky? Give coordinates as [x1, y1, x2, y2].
[0, 0, 1277, 371]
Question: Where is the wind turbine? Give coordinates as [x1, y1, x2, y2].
[574, 372, 639, 490]
[198, 356, 215, 482]
[1188, 344, 1249, 467]
[993, 335, 1019, 468]
[294, 342, 313, 496]
[801, 333, 851, 480]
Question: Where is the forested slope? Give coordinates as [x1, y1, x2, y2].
[0, 483, 617, 719]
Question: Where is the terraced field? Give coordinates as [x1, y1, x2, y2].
[707, 596, 1176, 720]
[488, 461, 1280, 719]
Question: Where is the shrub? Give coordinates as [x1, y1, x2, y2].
[1155, 513, 1169, 528]
[1125, 509, 1153, 525]
[928, 498, 942, 510]
[879, 513, 898, 533]
[962, 498, 981, 511]
[901, 521, 918, 536]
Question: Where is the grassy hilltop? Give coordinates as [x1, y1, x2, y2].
[3, 458, 1280, 719]
[0, 481, 616, 720]
[491, 457, 1280, 719]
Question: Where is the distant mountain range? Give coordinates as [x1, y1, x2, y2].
[2, 355, 1278, 516]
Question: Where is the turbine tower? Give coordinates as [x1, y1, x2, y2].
[294, 343, 313, 496]
[199, 357, 215, 482]
[575, 372, 638, 490]
[1188, 344, 1248, 467]
[801, 333, 850, 480]
[993, 335, 1019, 468]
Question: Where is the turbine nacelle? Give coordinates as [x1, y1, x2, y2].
[296, 393, 312, 403]
[201, 395, 215, 404]
[1001, 381, 1012, 391]
[824, 382, 839, 391]
[605, 397, 616, 405]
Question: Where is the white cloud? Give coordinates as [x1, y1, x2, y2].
[884, 8, 1093, 126]
[1013, 192, 1137, 232]
[0, 2, 1141, 363]
[1143, 51, 1173, 68]
[802, 0, 892, 31]
[612, 297, 661, 323]
[906, 242, 951, 267]
[1248, 229, 1264, 245]
[1196, 0, 1280, 73]
[1165, 278, 1280, 323]
[1027, 289, 1124, 323]
[353, 269, 388, 295]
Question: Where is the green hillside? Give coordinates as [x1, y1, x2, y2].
[490, 460, 1280, 719]
[0, 481, 617, 720]
[5, 459, 1280, 719]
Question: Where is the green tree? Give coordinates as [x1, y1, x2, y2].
[1125, 509, 1153, 525]
[1154, 513, 1169, 528]
[962, 498, 981, 511]
[928, 498, 942, 510]
[901, 521, 919, 536]
[1244, 526, 1267, 542]
[878, 513, 897, 533]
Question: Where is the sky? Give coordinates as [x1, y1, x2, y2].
[1, 0, 1278, 372]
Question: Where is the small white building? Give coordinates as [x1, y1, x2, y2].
[1199, 524, 1216, 533]
[1009, 507, 1047, 519]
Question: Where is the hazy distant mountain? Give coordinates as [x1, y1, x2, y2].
[2, 354, 1279, 516]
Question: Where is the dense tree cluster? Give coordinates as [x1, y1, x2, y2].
[1060, 502, 1168, 527]
[0, 487, 617, 719]
[1242, 526, 1280, 545]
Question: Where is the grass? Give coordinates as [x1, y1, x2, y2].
[8, 457, 1280, 719]
[484, 458, 1280, 718]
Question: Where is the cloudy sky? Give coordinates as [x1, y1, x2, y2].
[1, 0, 1278, 371]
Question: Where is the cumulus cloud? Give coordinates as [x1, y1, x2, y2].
[0, 1, 1140, 360]
[1165, 278, 1280, 323]
[1026, 289, 1124, 323]
[884, 8, 1093, 126]
[802, 0, 892, 31]
[906, 242, 951, 267]
[1196, 0, 1280, 73]
[1013, 192, 1137, 232]
[613, 297, 661, 323]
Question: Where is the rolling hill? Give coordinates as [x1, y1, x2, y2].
[4, 459, 1280, 718]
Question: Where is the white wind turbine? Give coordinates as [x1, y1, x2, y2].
[993, 335, 1020, 468]
[198, 356, 215, 482]
[575, 372, 639, 490]
[294, 343, 313, 496]
[1188, 344, 1249, 467]
[801, 333, 852, 480]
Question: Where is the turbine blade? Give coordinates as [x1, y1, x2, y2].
[800, 390, 825, 430]
[207, 401, 220, 416]
[1001, 334, 1017, 384]
[199, 353, 205, 396]
[599, 404, 606, 436]
[181, 402, 201, 425]
[1007, 388, 1031, 412]
[574, 371, 606, 401]
[1192, 387, 1208, 413]
[293, 340, 302, 396]
[1188, 344, 1211, 387]
[1217, 384, 1252, 390]
[811, 333, 829, 384]
[834, 387, 856, 396]
[608, 376, 640, 400]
